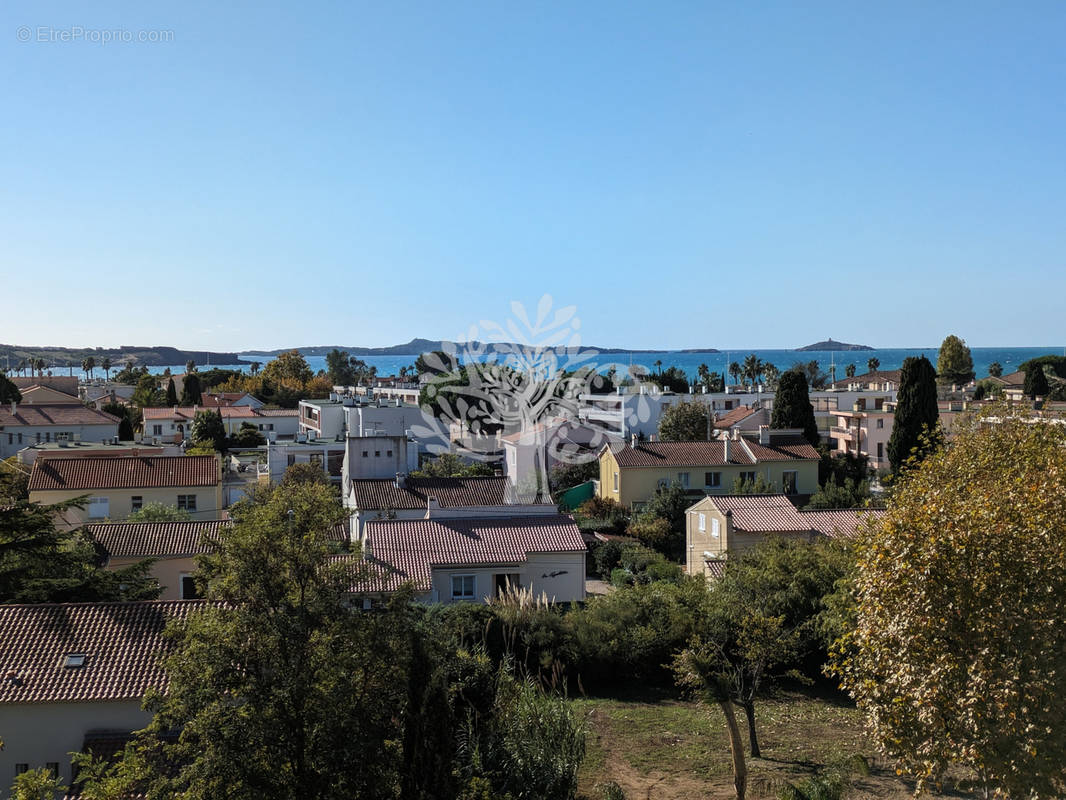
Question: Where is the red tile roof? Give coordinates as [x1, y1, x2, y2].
[87, 519, 349, 558]
[359, 515, 585, 592]
[351, 476, 508, 510]
[713, 405, 758, 429]
[0, 601, 205, 704]
[87, 521, 226, 557]
[0, 404, 120, 427]
[850, 370, 902, 385]
[703, 494, 885, 539]
[28, 455, 219, 492]
[11, 376, 79, 395]
[609, 437, 818, 468]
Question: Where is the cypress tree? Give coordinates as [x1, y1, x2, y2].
[1023, 364, 1049, 400]
[166, 377, 179, 406]
[888, 356, 940, 473]
[180, 374, 202, 406]
[118, 414, 135, 441]
[770, 369, 819, 446]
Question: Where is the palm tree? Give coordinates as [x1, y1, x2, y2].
[697, 363, 710, 389]
[845, 363, 856, 378]
[728, 361, 741, 385]
[33, 358, 45, 377]
[742, 354, 763, 386]
[654, 359, 663, 375]
[867, 357, 880, 373]
[762, 363, 780, 390]
[16, 360, 26, 377]
[249, 361, 261, 376]
[186, 360, 196, 375]
[82, 356, 96, 381]
[988, 362, 1003, 378]
[101, 358, 112, 381]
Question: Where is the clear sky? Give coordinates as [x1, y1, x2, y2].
[3, 1, 1064, 351]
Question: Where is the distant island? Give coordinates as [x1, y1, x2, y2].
[796, 338, 874, 352]
[241, 338, 690, 358]
[0, 344, 242, 369]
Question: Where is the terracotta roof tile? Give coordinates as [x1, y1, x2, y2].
[713, 405, 758, 429]
[357, 515, 585, 593]
[703, 494, 885, 539]
[609, 437, 818, 468]
[351, 477, 508, 510]
[28, 455, 219, 492]
[0, 405, 120, 427]
[141, 406, 296, 420]
[0, 601, 205, 704]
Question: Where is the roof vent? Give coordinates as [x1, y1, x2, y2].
[63, 654, 87, 669]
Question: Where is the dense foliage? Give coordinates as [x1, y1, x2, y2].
[833, 410, 1066, 798]
[886, 355, 939, 474]
[935, 334, 975, 385]
[657, 400, 712, 441]
[770, 369, 819, 446]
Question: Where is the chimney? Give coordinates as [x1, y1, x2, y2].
[9, 401, 15, 414]
[724, 437, 730, 463]
[395, 472, 406, 489]
[630, 433, 637, 448]
[425, 496, 441, 518]
[759, 425, 771, 445]
[732, 427, 740, 441]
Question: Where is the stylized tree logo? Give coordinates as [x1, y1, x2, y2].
[410, 296, 616, 502]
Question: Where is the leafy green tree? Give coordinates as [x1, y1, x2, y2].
[645, 366, 689, 393]
[0, 457, 29, 503]
[805, 476, 870, 509]
[731, 473, 776, 494]
[131, 374, 162, 408]
[126, 503, 192, 523]
[411, 452, 495, 478]
[324, 349, 372, 386]
[0, 373, 21, 404]
[987, 361, 1003, 378]
[179, 373, 202, 406]
[936, 334, 975, 385]
[1024, 362, 1049, 400]
[231, 421, 267, 447]
[185, 359, 196, 374]
[866, 357, 880, 372]
[761, 363, 779, 390]
[11, 767, 67, 800]
[886, 356, 939, 474]
[165, 377, 178, 406]
[262, 349, 314, 387]
[657, 400, 711, 441]
[190, 409, 227, 451]
[696, 364, 725, 393]
[548, 460, 598, 494]
[770, 369, 819, 446]
[833, 411, 1066, 799]
[1, 499, 160, 603]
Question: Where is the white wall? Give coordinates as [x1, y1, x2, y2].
[428, 551, 585, 605]
[0, 700, 150, 795]
[1, 424, 119, 459]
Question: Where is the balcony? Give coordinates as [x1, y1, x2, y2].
[831, 425, 857, 441]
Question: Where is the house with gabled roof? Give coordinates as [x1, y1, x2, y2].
[346, 475, 557, 538]
[0, 600, 204, 791]
[598, 427, 820, 509]
[685, 493, 886, 579]
[0, 404, 121, 459]
[141, 405, 298, 443]
[27, 455, 222, 528]
[355, 514, 586, 604]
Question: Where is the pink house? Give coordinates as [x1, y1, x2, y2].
[832, 399, 894, 469]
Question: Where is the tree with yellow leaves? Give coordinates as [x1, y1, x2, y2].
[833, 408, 1066, 798]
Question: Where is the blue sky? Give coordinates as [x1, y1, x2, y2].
[3, 1, 1064, 350]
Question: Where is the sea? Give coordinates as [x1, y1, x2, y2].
[145, 346, 1063, 382]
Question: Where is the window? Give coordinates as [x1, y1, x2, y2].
[657, 478, 669, 489]
[87, 497, 109, 520]
[177, 495, 197, 511]
[739, 471, 756, 484]
[374, 450, 381, 457]
[876, 418, 884, 429]
[698, 512, 706, 532]
[677, 472, 690, 488]
[613, 472, 619, 492]
[45, 764, 59, 779]
[877, 442, 884, 459]
[15, 765, 28, 776]
[152, 424, 162, 436]
[782, 470, 798, 495]
[494, 573, 521, 595]
[180, 574, 200, 600]
[386, 449, 393, 458]
[362, 450, 368, 458]
[309, 453, 323, 467]
[704, 471, 721, 488]
[268, 424, 274, 431]
[711, 518, 720, 538]
[131, 496, 143, 512]
[451, 575, 475, 600]
[287, 454, 296, 466]
[63, 654, 86, 669]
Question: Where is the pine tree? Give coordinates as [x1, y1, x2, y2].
[887, 356, 940, 474]
[936, 334, 975, 386]
[770, 369, 819, 446]
[166, 377, 179, 406]
[1023, 364, 1049, 400]
[180, 374, 202, 406]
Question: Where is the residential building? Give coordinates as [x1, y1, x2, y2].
[80, 382, 136, 408]
[298, 397, 349, 439]
[347, 475, 556, 538]
[11, 376, 79, 396]
[141, 406, 299, 443]
[713, 405, 770, 436]
[264, 437, 348, 485]
[15, 439, 179, 468]
[343, 434, 418, 483]
[357, 515, 586, 604]
[598, 427, 820, 509]
[15, 385, 81, 405]
[684, 494, 886, 578]
[200, 391, 264, 409]
[501, 420, 616, 493]
[27, 455, 222, 527]
[88, 519, 350, 600]
[0, 600, 203, 794]
[832, 403, 895, 469]
[0, 404, 121, 460]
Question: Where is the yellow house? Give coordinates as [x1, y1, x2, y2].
[27, 454, 223, 528]
[599, 428, 820, 510]
[685, 493, 885, 579]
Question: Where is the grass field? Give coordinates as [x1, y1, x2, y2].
[573, 686, 974, 800]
